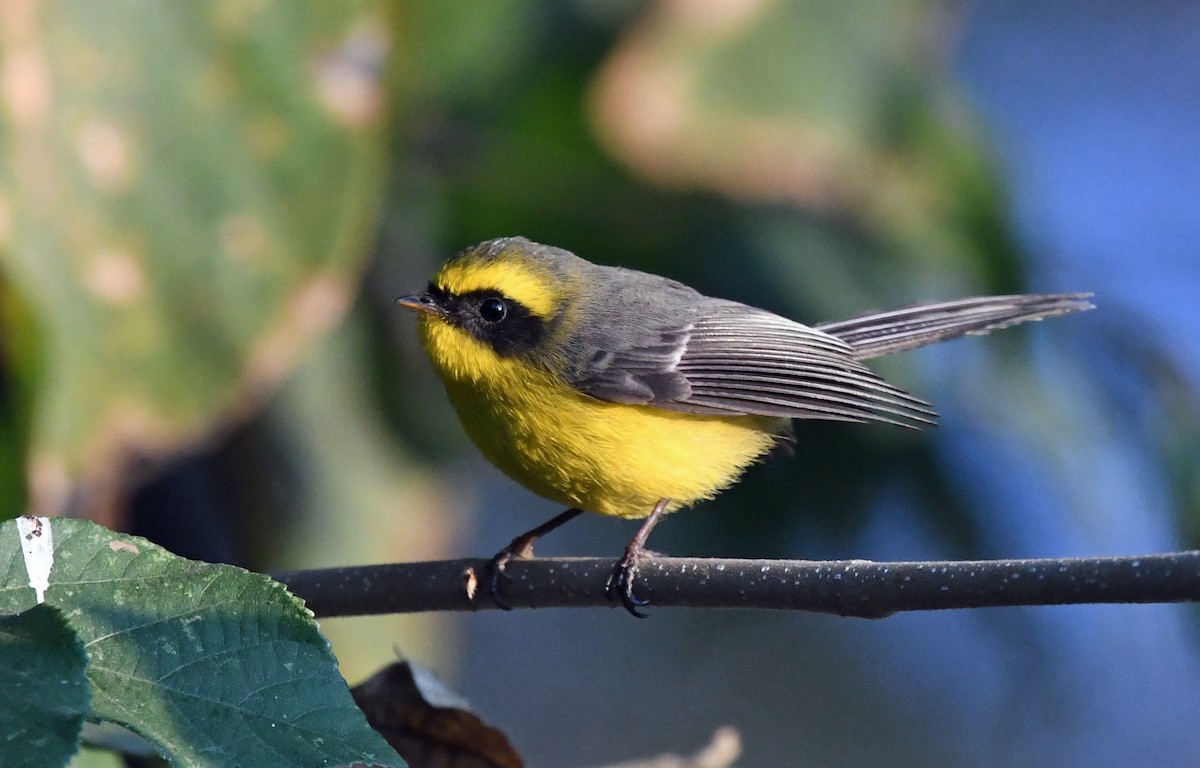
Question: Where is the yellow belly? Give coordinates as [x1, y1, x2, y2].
[422, 319, 781, 518]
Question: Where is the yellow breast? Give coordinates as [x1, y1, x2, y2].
[419, 316, 780, 518]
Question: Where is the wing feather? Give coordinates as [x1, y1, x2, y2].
[568, 300, 934, 428]
[563, 273, 1090, 430]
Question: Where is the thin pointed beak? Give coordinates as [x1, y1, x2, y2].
[395, 292, 442, 316]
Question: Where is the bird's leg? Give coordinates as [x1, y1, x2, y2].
[488, 507, 585, 610]
[605, 498, 670, 618]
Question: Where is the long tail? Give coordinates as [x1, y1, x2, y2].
[815, 294, 1094, 360]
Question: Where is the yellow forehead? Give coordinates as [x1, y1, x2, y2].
[435, 257, 560, 319]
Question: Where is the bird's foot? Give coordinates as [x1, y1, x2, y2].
[605, 549, 652, 618]
[483, 508, 586, 611]
[486, 538, 534, 611]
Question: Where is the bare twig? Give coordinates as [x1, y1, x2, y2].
[273, 550, 1200, 619]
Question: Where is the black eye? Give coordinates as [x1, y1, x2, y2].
[479, 297, 507, 323]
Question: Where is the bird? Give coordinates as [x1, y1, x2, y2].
[397, 236, 1092, 616]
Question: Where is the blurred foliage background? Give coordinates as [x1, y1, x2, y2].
[2, 1, 1199, 766]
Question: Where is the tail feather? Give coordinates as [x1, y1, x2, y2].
[815, 294, 1094, 361]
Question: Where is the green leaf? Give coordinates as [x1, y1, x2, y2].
[0, 517, 404, 768]
[0, 2, 389, 516]
[0, 604, 90, 768]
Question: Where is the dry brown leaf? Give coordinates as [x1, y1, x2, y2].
[352, 661, 524, 768]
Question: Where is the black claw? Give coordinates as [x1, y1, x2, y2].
[486, 551, 516, 611]
[483, 508, 586, 612]
[606, 556, 650, 618]
[604, 498, 669, 618]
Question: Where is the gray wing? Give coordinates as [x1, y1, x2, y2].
[568, 300, 936, 428]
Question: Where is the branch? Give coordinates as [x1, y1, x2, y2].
[273, 551, 1200, 619]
